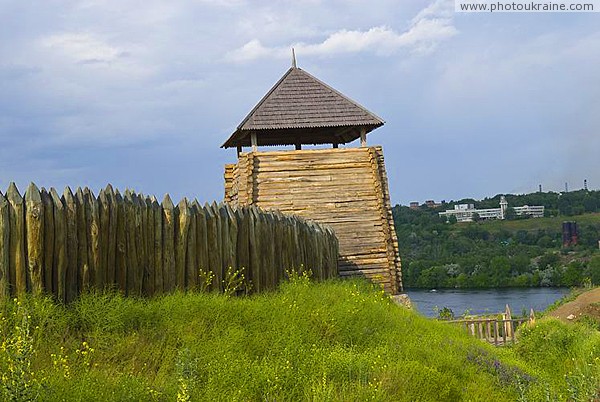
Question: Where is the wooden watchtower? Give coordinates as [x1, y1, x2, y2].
[222, 61, 402, 294]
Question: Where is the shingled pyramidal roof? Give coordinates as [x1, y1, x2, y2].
[222, 65, 384, 149]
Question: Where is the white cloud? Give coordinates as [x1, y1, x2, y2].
[40, 33, 124, 64]
[226, 0, 457, 62]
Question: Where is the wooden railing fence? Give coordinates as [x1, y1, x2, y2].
[445, 305, 536, 346]
[0, 182, 339, 302]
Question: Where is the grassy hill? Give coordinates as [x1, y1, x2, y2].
[1, 278, 599, 401]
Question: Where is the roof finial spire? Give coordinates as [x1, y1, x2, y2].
[291, 48, 297, 68]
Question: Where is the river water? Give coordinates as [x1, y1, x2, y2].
[406, 287, 570, 318]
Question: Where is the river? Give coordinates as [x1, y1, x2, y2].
[406, 287, 570, 318]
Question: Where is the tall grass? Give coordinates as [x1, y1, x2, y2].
[0, 276, 598, 401]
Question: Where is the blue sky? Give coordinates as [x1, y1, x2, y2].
[1, 0, 599, 205]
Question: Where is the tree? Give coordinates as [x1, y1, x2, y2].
[562, 262, 583, 287]
[587, 256, 600, 285]
[505, 207, 516, 220]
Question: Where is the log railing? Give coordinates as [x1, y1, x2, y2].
[444, 305, 535, 346]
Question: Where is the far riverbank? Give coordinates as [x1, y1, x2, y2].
[406, 287, 569, 318]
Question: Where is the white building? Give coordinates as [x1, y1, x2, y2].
[439, 196, 544, 223]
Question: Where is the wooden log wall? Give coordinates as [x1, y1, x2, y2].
[224, 146, 403, 294]
[0, 183, 338, 301]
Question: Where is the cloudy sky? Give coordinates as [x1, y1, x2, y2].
[1, 0, 599, 205]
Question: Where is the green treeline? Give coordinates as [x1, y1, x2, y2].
[443, 189, 600, 217]
[394, 190, 600, 289]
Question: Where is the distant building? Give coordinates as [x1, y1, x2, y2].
[512, 205, 545, 218]
[409, 202, 420, 210]
[562, 221, 578, 247]
[439, 196, 544, 223]
[425, 200, 442, 208]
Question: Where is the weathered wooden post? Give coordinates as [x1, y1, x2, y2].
[0, 191, 9, 298]
[133, 193, 144, 295]
[75, 188, 89, 292]
[186, 201, 197, 290]
[151, 196, 163, 294]
[63, 187, 78, 302]
[7, 183, 27, 297]
[204, 204, 221, 290]
[224, 204, 238, 273]
[103, 185, 117, 288]
[115, 191, 127, 293]
[99, 189, 110, 289]
[235, 208, 250, 281]
[529, 308, 536, 325]
[25, 183, 44, 295]
[50, 188, 67, 302]
[137, 194, 149, 295]
[211, 202, 224, 283]
[162, 194, 175, 292]
[145, 196, 155, 296]
[85, 188, 101, 289]
[41, 188, 55, 293]
[194, 200, 209, 289]
[124, 191, 138, 296]
[175, 198, 190, 290]
[504, 304, 513, 339]
[248, 207, 261, 291]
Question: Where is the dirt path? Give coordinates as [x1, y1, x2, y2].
[549, 287, 600, 322]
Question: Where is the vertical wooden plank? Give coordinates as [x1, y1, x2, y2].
[0, 191, 9, 298]
[194, 200, 208, 289]
[263, 212, 275, 289]
[134, 194, 145, 296]
[138, 194, 149, 295]
[175, 198, 190, 290]
[219, 205, 232, 271]
[124, 191, 138, 296]
[152, 196, 162, 294]
[225, 205, 238, 274]
[248, 207, 261, 292]
[75, 188, 89, 292]
[281, 216, 292, 274]
[50, 189, 66, 302]
[105, 185, 118, 288]
[161, 195, 175, 292]
[186, 202, 197, 291]
[25, 183, 44, 295]
[494, 321, 499, 346]
[212, 202, 224, 282]
[114, 191, 127, 293]
[63, 187, 78, 302]
[98, 189, 110, 289]
[41, 188, 54, 294]
[272, 212, 283, 284]
[312, 223, 323, 280]
[7, 183, 26, 297]
[145, 196, 155, 296]
[286, 216, 295, 273]
[328, 227, 338, 279]
[235, 208, 250, 283]
[204, 205, 220, 291]
[85, 188, 101, 289]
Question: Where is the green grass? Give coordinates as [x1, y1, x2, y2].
[1, 278, 599, 401]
